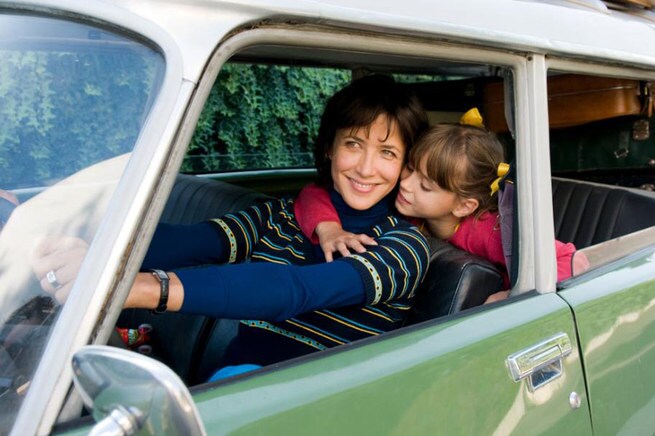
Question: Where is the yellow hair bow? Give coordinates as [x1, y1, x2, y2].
[459, 108, 505, 196]
[490, 162, 510, 196]
[459, 107, 484, 127]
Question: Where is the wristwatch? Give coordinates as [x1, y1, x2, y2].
[150, 269, 169, 314]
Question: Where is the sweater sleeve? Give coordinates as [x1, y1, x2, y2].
[141, 222, 226, 271]
[178, 217, 429, 320]
[178, 260, 365, 321]
[207, 199, 281, 263]
[142, 199, 276, 270]
[294, 184, 341, 243]
[337, 218, 430, 304]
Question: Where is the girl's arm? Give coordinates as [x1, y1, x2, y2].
[484, 239, 581, 305]
[295, 184, 377, 261]
[555, 240, 578, 281]
[294, 184, 341, 242]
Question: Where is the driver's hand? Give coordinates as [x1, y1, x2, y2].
[315, 221, 377, 262]
[31, 236, 89, 303]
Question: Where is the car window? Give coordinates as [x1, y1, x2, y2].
[143, 56, 519, 386]
[543, 72, 655, 280]
[0, 13, 164, 430]
[180, 65, 491, 174]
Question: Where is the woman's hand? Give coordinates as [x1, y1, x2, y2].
[31, 236, 89, 303]
[315, 221, 377, 262]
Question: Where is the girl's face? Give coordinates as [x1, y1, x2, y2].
[395, 155, 478, 236]
[330, 115, 405, 211]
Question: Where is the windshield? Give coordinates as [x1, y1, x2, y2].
[0, 12, 164, 430]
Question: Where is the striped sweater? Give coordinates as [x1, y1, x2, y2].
[207, 195, 430, 365]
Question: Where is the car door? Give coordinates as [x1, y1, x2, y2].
[541, 58, 655, 434]
[559, 249, 655, 435]
[187, 293, 590, 435]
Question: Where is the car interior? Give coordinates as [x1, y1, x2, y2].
[116, 44, 655, 386]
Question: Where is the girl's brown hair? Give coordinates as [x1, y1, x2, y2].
[409, 123, 505, 216]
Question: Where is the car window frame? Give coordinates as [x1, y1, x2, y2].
[144, 25, 537, 384]
[540, 57, 655, 287]
[9, 6, 187, 435]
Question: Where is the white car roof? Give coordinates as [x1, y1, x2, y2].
[10, 0, 655, 79]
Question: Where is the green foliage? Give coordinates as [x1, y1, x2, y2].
[0, 47, 162, 189]
[1, 48, 346, 188]
[182, 64, 350, 173]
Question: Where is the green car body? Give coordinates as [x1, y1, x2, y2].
[1, 1, 654, 435]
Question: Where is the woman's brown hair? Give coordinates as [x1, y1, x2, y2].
[314, 74, 428, 187]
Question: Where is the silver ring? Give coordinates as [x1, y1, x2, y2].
[46, 270, 63, 290]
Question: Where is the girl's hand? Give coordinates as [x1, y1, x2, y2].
[484, 290, 509, 305]
[31, 235, 89, 303]
[315, 221, 377, 262]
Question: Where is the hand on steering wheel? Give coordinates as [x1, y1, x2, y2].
[30, 236, 89, 303]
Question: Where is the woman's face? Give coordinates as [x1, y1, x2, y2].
[330, 115, 406, 211]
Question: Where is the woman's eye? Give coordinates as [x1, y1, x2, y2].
[345, 140, 360, 148]
[382, 149, 397, 159]
[420, 183, 432, 192]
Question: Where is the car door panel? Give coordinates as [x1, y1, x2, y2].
[192, 293, 592, 435]
[558, 246, 655, 435]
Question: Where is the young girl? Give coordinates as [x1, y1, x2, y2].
[295, 121, 577, 292]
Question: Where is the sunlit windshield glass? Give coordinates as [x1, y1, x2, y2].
[0, 13, 164, 430]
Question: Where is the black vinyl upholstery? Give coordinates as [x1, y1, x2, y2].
[552, 177, 655, 248]
[407, 238, 504, 325]
[160, 174, 268, 225]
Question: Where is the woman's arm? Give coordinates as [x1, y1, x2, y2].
[128, 217, 430, 321]
[142, 199, 276, 270]
[141, 222, 225, 270]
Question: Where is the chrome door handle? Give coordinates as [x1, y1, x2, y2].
[506, 332, 572, 391]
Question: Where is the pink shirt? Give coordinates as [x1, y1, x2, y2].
[295, 184, 576, 287]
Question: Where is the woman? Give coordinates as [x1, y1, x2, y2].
[34, 74, 431, 369]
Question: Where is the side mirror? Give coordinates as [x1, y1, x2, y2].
[71, 345, 206, 436]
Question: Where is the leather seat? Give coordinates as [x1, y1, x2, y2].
[407, 238, 504, 325]
[552, 177, 655, 248]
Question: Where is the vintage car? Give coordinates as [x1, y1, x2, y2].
[1, 0, 654, 434]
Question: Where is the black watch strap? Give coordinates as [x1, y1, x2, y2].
[150, 269, 169, 314]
